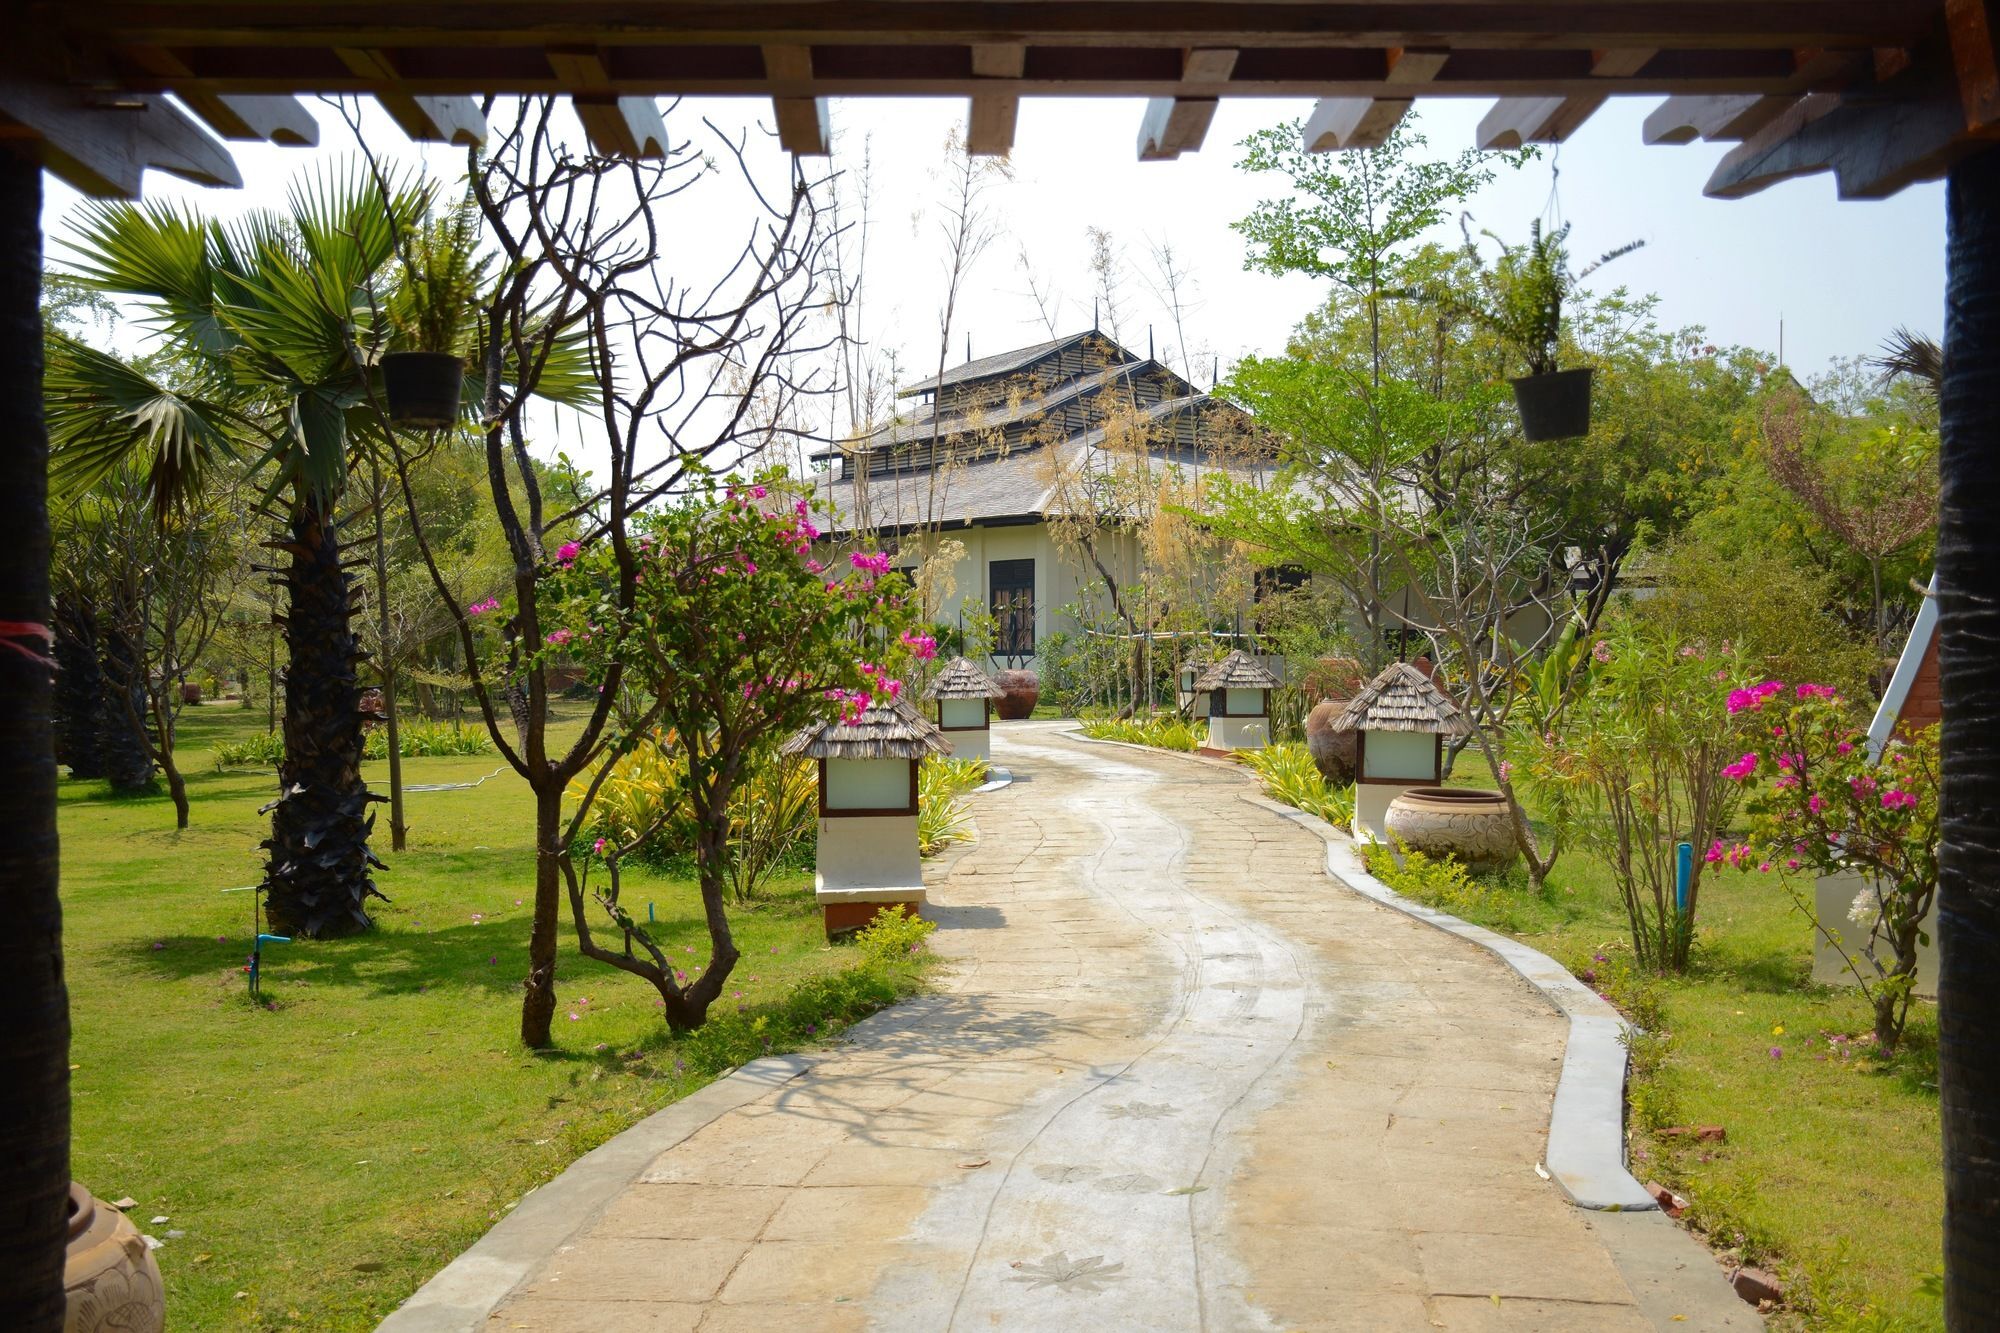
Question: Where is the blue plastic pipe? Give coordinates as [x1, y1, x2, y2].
[1675, 841, 1693, 915]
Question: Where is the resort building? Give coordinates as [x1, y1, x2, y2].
[810, 331, 1280, 673]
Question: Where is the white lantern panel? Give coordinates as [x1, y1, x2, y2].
[1224, 688, 1265, 717]
[940, 698, 986, 728]
[825, 757, 913, 810]
[1363, 730, 1436, 781]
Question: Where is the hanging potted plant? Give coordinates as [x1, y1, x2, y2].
[380, 197, 487, 430]
[1462, 221, 1642, 442]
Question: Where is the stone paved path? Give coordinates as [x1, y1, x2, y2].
[477, 723, 1750, 1332]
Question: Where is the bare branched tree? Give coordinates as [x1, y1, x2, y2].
[375, 97, 842, 1048]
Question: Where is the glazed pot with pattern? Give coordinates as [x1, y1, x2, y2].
[1384, 786, 1519, 874]
[65, 1182, 166, 1333]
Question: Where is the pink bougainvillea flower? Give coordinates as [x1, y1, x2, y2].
[1836, 740, 1855, 755]
[1721, 753, 1758, 780]
[593, 837, 606, 854]
[1881, 789, 1919, 811]
[466, 596, 501, 615]
[1703, 838, 1727, 865]
[1808, 794, 1825, 814]
[1795, 682, 1838, 700]
[555, 541, 581, 566]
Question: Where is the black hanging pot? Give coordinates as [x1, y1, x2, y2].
[380, 351, 464, 429]
[1509, 366, 1593, 442]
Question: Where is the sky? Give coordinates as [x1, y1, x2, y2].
[42, 92, 1946, 441]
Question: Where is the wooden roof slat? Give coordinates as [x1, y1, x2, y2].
[572, 94, 668, 158]
[185, 92, 320, 145]
[1303, 95, 1409, 150]
[0, 86, 241, 198]
[1642, 92, 1793, 143]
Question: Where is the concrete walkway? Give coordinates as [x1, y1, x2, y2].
[446, 723, 1750, 1332]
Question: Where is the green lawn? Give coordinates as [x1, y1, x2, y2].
[1388, 772, 1945, 1330]
[61, 704, 928, 1330]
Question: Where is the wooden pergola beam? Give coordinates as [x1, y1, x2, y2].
[762, 44, 830, 154]
[966, 41, 1023, 155]
[1301, 45, 1445, 152]
[335, 48, 487, 142]
[1642, 92, 1793, 143]
[0, 86, 241, 198]
[1704, 85, 1972, 198]
[1136, 47, 1236, 160]
[75, 3, 1940, 52]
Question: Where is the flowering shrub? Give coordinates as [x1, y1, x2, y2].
[537, 470, 924, 1031]
[1722, 680, 1939, 1050]
[1515, 625, 1751, 972]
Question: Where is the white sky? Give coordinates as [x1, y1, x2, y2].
[43, 92, 1944, 454]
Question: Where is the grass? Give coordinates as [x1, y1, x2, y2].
[1377, 767, 1944, 1330]
[61, 704, 933, 1330]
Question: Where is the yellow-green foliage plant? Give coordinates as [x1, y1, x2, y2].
[852, 908, 939, 964]
[1239, 742, 1357, 828]
[1078, 714, 1206, 751]
[918, 756, 985, 855]
[1360, 839, 1500, 920]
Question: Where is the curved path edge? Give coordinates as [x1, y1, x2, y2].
[377, 1055, 813, 1333]
[1065, 728, 1655, 1212]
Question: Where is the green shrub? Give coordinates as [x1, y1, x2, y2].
[221, 723, 495, 769]
[918, 756, 984, 856]
[366, 721, 495, 759]
[851, 908, 939, 965]
[212, 730, 286, 770]
[1079, 715, 1205, 751]
[1239, 743, 1355, 828]
[675, 963, 912, 1076]
[1361, 840, 1501, 919]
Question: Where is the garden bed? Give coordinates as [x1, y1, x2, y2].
[1367, 790, 1943, 1330]
[60, 705, 934, 1330]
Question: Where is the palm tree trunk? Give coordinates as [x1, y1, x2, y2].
[1938, 145, 2000, 1326]
[52, 595, 102, 779]
[97, 626, 154, 792]
[0, 150, 70, 1331]
[262, 493, 386, 939]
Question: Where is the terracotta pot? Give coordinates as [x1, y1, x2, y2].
[1385, 786, 1519, 874]
[1304, 699, 1356, 784]
[992, 669, 1040, 720]
[65, 1183, 165, 1333]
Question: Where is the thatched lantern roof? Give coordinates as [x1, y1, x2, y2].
[1193, 649, 1280, 692]
[923, 656, 1003, 701]
[781, 694, 951, 760]
[1329, 662, 1471, 736]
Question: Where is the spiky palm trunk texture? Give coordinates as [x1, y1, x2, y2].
[96, 625, 154, 792]
[1939, 147, 2000, 1325]
[0, 152, 69, 1331]
[261, 495, 385, 938]
[52, 595, 102, 779]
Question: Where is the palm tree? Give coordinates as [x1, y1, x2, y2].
[47, 168, 427, 937]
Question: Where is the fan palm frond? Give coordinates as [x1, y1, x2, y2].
[45, 332, 242, 517]
[1872, 326, 1942, 393]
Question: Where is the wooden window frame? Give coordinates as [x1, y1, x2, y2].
[815, 756, 920, 817]
[990, 558, 1036, 656]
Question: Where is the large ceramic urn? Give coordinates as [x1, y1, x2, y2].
[65, 1183, 166, 1333]
[993, 668, 1040, 720]
[1384, 787, 1519, 874]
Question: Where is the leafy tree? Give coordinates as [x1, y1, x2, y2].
[551, 476, 925, 1031]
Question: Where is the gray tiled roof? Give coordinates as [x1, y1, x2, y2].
[897, 331, 1117, 397]
[810, 401, 1277, 537]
